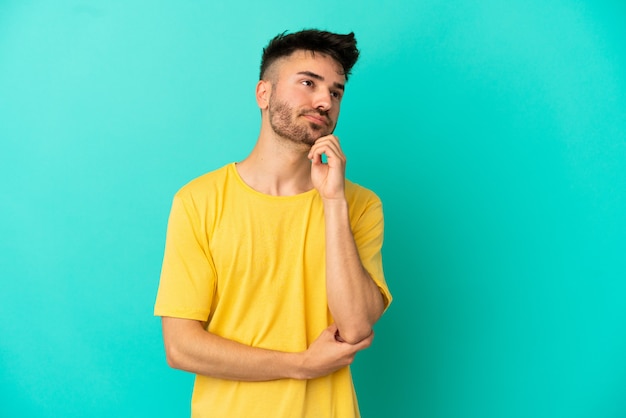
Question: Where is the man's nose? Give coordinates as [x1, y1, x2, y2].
[313, 90, 332, 111]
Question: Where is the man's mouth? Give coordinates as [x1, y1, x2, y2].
[302, 112, 329, 126]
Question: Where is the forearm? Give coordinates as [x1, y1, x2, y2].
[161, 317, 369, 381]
[323, 198, 385, 344]
[162, 317, 303, 381]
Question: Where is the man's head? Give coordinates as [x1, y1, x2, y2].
[256, 30, 359, 147]
[259, 29, 360, 82]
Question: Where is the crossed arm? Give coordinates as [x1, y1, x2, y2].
[162, 319, 372, 381]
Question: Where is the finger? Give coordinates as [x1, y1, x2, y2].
[314, 134, 339, 144]
[309, 142, 344, 164]
[310, 135, 340, 153]
[308, 141, 323, 160]
[334, 330, 346, 343]
[309, 146, 326, 164]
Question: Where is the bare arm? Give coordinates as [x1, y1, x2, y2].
[161, 316, 373, 381]
[309, 135, 386, 344]
[322, 199, 385, 343]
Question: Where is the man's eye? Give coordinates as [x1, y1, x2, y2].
[331, 91, 342, 99]
[302, 80, 313, 87]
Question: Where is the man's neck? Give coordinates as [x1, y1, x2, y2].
[236, 133, 314, 197]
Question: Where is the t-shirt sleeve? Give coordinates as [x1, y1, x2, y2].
[154, 192, 217, 321]
[351, 193, 393, 310]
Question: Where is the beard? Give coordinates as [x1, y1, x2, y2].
[268, 96, 334, 147]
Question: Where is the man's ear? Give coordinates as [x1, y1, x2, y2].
[256, 80, 271, 110]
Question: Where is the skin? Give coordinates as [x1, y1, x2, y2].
[161, 49, 385, 381]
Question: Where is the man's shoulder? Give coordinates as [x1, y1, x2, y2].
[345, 179, 383, 219]
[345, 179, 381, 205]
[175, 163, 234, 197]
[345, 180, 384, 225]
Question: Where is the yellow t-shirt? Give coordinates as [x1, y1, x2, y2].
[154, 163, 392, 418]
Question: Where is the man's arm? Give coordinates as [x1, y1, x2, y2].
[322, 200, 386, 344]
[161, 316, 373, 381]
[309, 135, 386, 344]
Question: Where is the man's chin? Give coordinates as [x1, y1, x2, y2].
[280, 126, 331, 147]
[305, 132, 327, 146]
[302, 138, 317, 148]
[309, 128, 334, 142]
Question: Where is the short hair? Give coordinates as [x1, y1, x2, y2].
[259, 29, 360, 81]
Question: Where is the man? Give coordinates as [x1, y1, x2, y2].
[154, 29, 392, 418]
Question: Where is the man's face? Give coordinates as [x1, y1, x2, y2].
[265, 50, 346, 147]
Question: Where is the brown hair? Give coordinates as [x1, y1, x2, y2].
[260, 29, 360, 81]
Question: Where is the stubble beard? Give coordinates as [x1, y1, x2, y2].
[268, 97, 333, 147]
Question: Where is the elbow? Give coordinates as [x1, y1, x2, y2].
[336, 326, 374, 345]
[161, 317, 203, 372]
[336, 306, 383, 345]
[164, 341, 185, 370]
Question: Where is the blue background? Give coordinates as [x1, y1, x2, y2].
[1, 1, 625, 417]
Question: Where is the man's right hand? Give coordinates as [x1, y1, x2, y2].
[294, 324, 374, 380]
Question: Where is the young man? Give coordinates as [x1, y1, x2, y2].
[154, 29, 392, 418]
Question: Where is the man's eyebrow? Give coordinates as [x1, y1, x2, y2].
[297, 71, 345, 91]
